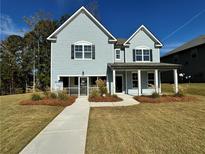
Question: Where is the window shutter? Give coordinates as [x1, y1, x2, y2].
[92, 45, 95, 59]
[150, 49, 153, 61]
[133, 49, 136, 61]
[71, 44, 74, 59]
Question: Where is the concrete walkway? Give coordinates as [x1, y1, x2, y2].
[20, 96, 90, 154]
[90, 93, 140, 107]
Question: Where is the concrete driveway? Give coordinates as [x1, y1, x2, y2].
[20, 96, 90, 154]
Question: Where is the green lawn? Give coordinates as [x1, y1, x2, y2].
[86, 84, 205, 154]
[162, 83, 205, 96]
[0, 93, 64, 154]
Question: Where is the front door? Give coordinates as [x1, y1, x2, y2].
[116, 76, 123, 93]
[80, 77, 87, 96]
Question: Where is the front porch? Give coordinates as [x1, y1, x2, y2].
[108, 63, 181, 96]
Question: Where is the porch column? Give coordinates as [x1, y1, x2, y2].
[78, 76, 80, 96]
[87, 76, 89, 96]
[174, 69, 179, 93]
[158, 71, 161, 94]
[106, 75, 109, 93]
[125, 71, 128, 94]
[138, 70, 141, 96]
[113, 69, 116, 94]
[154, 69, 159, 93]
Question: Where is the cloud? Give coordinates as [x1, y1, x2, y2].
[0, 14, 27, 39]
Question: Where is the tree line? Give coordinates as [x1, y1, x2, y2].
[0, 2, 99, 95]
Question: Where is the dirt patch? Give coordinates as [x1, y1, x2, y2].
[134, 95, 198, 103]
[20, 96, 77, 107]
[88, 96, 123, 102]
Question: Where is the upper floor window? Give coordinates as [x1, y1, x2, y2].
[115, 49, 121, 60]
[133, 47, 152, 62]
[71, 41, 95, 60]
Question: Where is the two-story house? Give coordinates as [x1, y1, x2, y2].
[47, 6, 180, 96]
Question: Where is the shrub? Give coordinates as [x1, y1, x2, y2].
[112, 94, 118, 98]
[151, 92, 160, 98]
[31, 93, 42, 101]
[90, 89, 100, 97]
[58, 91, 69, 100]
[96, 79, 107, 96]
[50, 92, 58, 99]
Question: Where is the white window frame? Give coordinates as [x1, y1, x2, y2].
[134, 46, 150, 62]
[132, 72, 138, 89]
[147, 72, 154, 88]
[115, 49, 121, 60]
[74, 41, 93, 60]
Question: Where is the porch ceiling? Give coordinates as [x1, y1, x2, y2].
[108, 62, 181, 70]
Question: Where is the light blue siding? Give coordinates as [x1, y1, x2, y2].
[125, 30, 160, 63]
[51, 12, 114, 89]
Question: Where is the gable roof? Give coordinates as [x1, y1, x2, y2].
[123, 25, 163, 47]
[162, 35, 205, 58]
[47, 6, 117, 41]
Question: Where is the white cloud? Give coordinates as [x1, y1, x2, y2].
[0, 14, 27, 39]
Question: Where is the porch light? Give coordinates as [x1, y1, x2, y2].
[82, 71, 84, 76]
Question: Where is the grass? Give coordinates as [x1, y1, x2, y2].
[162, 83, 205, 96]
[0, 93, 64, 154]
[86, 83, 205, 154]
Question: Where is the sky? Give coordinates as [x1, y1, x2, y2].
[1, 0, 205, 56]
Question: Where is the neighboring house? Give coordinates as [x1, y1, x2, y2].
[161, 35, 205, 83]
[47, 6, 180, 96]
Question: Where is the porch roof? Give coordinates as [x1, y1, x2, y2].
[108, 62, 181, 70]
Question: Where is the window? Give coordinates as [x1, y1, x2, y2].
[136, 50, 142, 61]
[84, 45, 92, 59]
[74, 42, 93, 60]
[143, 50, 150, 61]
[75, 45, 83, 59]
[134, 49, 150, 61]
[147, 73, 154, 88]
[115, 49, 121, 60]
[132, 73, 138, 88]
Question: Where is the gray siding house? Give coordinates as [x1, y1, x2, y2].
[47, 6, 180, 96]
[161, 35, 205, 83]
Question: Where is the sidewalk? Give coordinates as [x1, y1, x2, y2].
[20, 96, 90, 154]
[90, 93, 140, 107]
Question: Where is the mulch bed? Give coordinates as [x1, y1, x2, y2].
[20, 96, 77, 107]
[88, 96, 123, 102]
[134, 95, 198, 103]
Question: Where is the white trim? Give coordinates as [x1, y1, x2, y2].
[137, 70, 142, 96]
[115, 49, 121, 60]
[115, 74, 124, 93]
[154, 69, 159, 93]
[74, 43, 92, 60]
[123, 25, 163, 47]
[133, 47, 151, 62]
[113, 70, 116, 94]
[50, 44, 53, 91]
[47, 6, 117, 42]
[57, 75, 106, 81]
[174, 69, 179, 93]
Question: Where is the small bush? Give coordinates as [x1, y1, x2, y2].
[151, 92, 160, 98]
[96, 79, 107, 96]
[112, 94, 118, 98]
[90, 89, 100, 97]
[58, 91, 68, 100]
[50, 92, 58, 99]
[31, 93, 42, 101]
